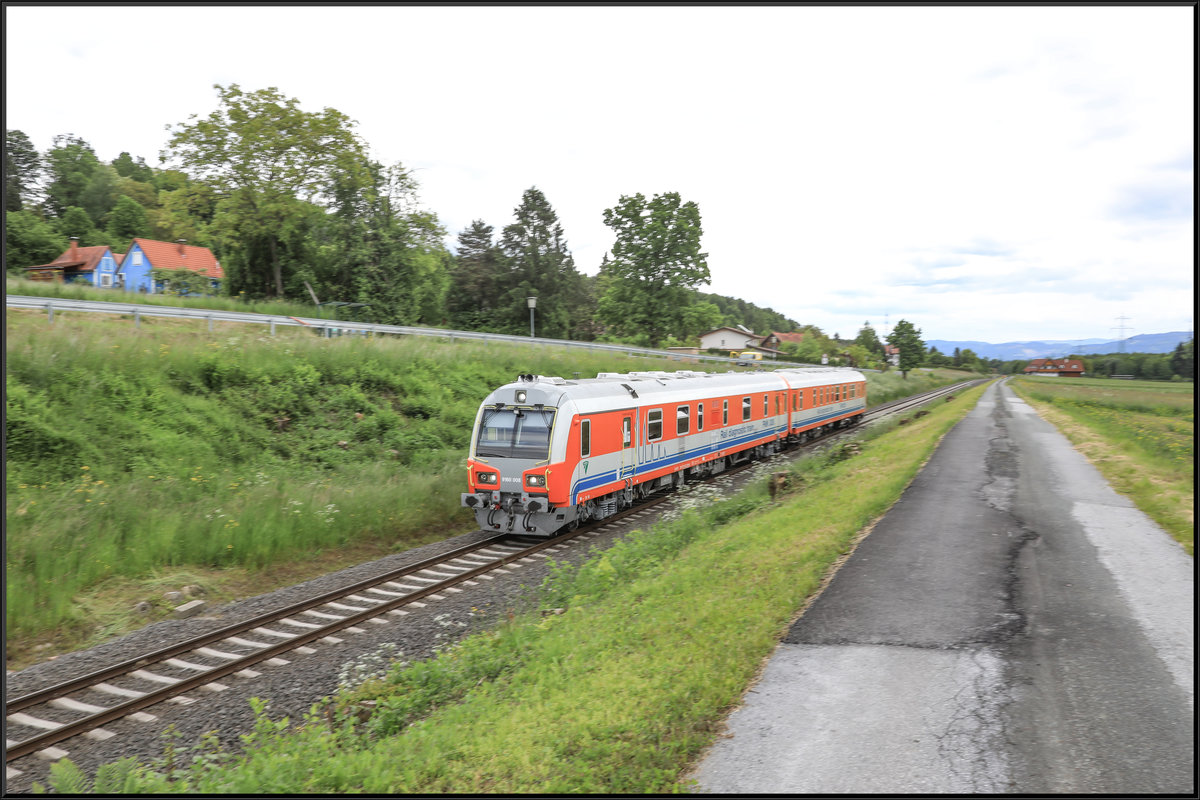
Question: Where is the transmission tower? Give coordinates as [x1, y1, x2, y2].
[1112, 316, 1133, 353]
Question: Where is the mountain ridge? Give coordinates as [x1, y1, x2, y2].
[925, 331, 1192, 360]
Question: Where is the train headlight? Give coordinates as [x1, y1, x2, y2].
[526, 474, 545, 487]
[476, 471, 498, 485]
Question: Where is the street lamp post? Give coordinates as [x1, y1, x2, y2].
[527, 295, 537, 338]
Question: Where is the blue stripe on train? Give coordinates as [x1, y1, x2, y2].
[568, 403, 866, 503]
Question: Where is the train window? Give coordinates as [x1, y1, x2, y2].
[677, 405, 690, 435]
[723, 399, 729, 425]
[648, 409, 663, 441]
[742, 397, 752, 421]
[697, 403, 704, 431]
[581, 419, 591, 458]
[763, 395, 768, 417]
[776, 394, 781, 415]
[476, 406, 555, 460]
[623, 417, 632, 448]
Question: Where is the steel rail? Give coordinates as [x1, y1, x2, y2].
[5, 378, 980, 763]
[5, 529, 584, 762]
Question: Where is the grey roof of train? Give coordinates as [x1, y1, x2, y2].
[492, 369, 864, 400]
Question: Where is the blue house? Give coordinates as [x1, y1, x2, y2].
[25, 239, 123, 287]
[118, 238, 223, 295]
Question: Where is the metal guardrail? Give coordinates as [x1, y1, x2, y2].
[6, 295, 831, 369]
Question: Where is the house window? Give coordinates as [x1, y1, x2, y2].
[742, 397, 752, 422]
[648, 409, 663, 442]
[722, 399, 729, 426]
[132, 251, 143, 266]
[697, 403, 704, 431]
[581, 419, 591, 458]
[100, 274, 113, 287]
[677, 405, 690, 435]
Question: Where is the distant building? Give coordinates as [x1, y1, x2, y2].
[1024, 358, 1085, 377]
[699, 326, 760, 352]
[25, 239, 122, 287]
[119, 238, 223, 295]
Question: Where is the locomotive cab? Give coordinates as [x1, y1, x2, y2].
[462, 374, 575, 535]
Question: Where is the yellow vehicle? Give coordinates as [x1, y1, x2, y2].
[735, 350, 763, 365]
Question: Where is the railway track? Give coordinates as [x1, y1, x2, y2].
[5, 378, 984, 773]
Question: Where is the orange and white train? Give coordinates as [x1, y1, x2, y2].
[461, 368, 867, 536]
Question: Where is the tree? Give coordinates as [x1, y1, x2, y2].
[80, 164, 119, 227]
[107, 195, 150, 242]
[447, 219, 505, 329]
[56, 206, 112, 248]
[5, 130, 41, 211]
[163, 84, 368, 298]
[1170, 339, 1194, 381]
[854, 322, 885, 359]
[598, 191, 709, 347]
[925, 345, 952, 368]
[111, 152, 154, 182]
[43, 134, 100, 217]
[497, 187, 589, 339]
[5, 210, 67, 271]
[886, 319, 925, 378]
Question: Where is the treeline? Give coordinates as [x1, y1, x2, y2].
[926, 341, 1195, 382]
[5, 85, 798, 348]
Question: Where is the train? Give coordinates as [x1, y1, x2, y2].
[461, 368, 867, 536]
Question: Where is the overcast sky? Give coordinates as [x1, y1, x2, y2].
[6, 5, 1194, 343]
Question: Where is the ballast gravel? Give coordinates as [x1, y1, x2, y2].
[5, 452, 805, 793]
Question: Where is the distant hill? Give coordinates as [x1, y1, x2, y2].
[926, 332, 1193, 361]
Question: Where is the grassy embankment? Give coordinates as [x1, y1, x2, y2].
[5, 303, 971, 666]
[37, 377, 990, 794]
[1008, 376, 1193, 555]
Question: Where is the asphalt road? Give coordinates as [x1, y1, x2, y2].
[692, 380, 1193, 794]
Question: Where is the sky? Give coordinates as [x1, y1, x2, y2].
[5, 5, 1194, 343]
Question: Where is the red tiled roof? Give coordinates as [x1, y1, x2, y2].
[130, 238, 223, 279]
[1024, 358, 1084, 373]
[768, 331, 805, 345]
[42, 245, 112, 272]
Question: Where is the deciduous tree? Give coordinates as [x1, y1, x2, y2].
[163, 84, 368, 298]
[43, 134, 100, 217]
[598, 191, 709, 347]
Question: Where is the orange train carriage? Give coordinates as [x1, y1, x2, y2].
[461, 368, 867, 536]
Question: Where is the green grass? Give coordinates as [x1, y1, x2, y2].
[1009, 377, 1193, 554]
[39, 383, 987, 794]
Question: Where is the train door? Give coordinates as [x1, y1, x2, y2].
[620, 413, 635, 480]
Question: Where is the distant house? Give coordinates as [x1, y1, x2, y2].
[884, 344, 901, 367]
[699, 325, 760, 352]
[1024, 358, 1085, 377]
[119, 238, 223, 295]
[761, 331, 805, 350]
[25, 239, 123, 288]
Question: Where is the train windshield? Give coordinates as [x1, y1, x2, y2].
[475, 407, 555, 460]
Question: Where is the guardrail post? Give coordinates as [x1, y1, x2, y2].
[134, 309, 140, 329]
[270, 320, 276, 336]
[45, 302, 54, 323]
[207, 315, 213, 332]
